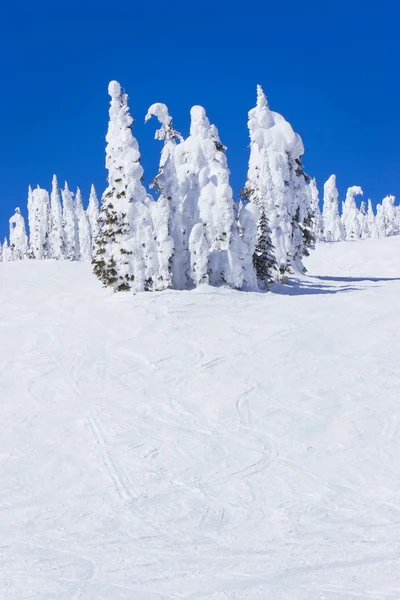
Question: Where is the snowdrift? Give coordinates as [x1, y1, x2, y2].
[1, 237, 400, 599]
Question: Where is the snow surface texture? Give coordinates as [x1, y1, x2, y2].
[1, 238, 400, 599]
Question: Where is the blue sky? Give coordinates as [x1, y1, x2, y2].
[0, 0, 399, 240]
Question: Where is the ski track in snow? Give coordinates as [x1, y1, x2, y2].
[1, 238, 400, 599]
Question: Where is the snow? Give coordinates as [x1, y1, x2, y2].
[1, 237, 400, 599]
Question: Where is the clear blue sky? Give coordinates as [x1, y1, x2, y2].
[0, 0, 398, 240]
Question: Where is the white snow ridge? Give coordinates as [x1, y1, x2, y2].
[1, 236, 400, 599]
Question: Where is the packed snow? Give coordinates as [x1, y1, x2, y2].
[1, 237, 400, 599]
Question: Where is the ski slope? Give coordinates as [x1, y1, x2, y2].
[1, 238, 400, 600]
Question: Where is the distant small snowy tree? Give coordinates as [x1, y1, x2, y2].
[28, 186, 51, 259]
[342, 186, 363, 240]
[367, 200, 378, 238]
[49, 175, 65, 259]
[86, 185, 100, 250]
[2, 238, 11, 262]
[9, 207, 28, 260]
[376, 195, 397, 237]
[62, 182, 79, 260]
[358, 200, 368, 238]
[93, 80, 158, 292]
[75, 188, 92, 262]
[322, 175, 344, 242]
[308, 178, 324, 241]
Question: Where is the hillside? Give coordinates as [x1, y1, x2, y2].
[1, 238, 400, 599]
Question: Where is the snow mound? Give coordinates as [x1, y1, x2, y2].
[1, 237, 400, 599]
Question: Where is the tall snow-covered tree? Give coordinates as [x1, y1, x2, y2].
[49, 175, 65, 259]
[145, 103, 184, 290]
[9, 207, 28, 260]
[242, 85, 309, 280]
[173, 105, 247, 288]
[62, 182, 79, 260]
[367, 200, 378, 238]
[322, 175, 344, 242]
[28, 186, 51, 259]
[308, 178, 324, 241]
[189, 106, 245, 288]
[75, 188, 92, 262]
[93, 80, 158, 292]
[87, 184, 100, 247]
[342, 186, 363, 239]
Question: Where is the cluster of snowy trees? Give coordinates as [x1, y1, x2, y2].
[1, 80, 398, 292]
[312, 176, 399, 243]
[1, 178, 99, 263]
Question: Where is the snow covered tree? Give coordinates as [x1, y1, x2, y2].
[376, 195, 397, 237]
[93, 80, 158, 292]
[367, 200, 378, 238]
[75, 188, 92, 262]
[237, 201, 259, 290]
[308, 178, 324, 241]
[145, 103, 184, 290]
[49, 175, 65, 259]
[173, 105, 246, 288]
[62, 182, 79, 260]
[87, 184, 99, 248]
[2, 238, 11, 262]
[28, 186, 51, 259]
[358, 200, 368, 238]
[342, 186, 363, 240]
[322, 175, 344, 242]
[9, 207, 28, 260]
[242, 85, 310, 280]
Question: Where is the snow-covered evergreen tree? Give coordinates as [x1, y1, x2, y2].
[145, 103, 184, 290]
[238, 201, 259, 290]
[308, 178, 324, 241]
[173, 105, 246, 288]
[2, 238, 11, 262]
[87, 185, 99, 248]
[322, 175, 344, 242]
[376, 195, 397, 237]
[9, 208, 28, 260]
[62, 182, 79, 260]
[342, 186, 363, 240]
[75, 188, 92, 262]
[28, 186, 51, 259]
[367, 200, 378, 238]
[93, 81, 158, 292]
[49, 175, 65, 259]
[242, 85, 309, 280]
[358, 200, 368, 238]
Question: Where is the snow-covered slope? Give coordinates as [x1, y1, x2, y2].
[1, 238, 400, 600]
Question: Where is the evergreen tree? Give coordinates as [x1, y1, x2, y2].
[86, 185, 100, 249]
[308, 178, 324, 241]
[358, 200, 368, 238]
[2, 238, 11, 262]
[9, 207, 28, 260]
[49, 175, 65, 259]
[237, 201, 259, 290]
[252, 204, 276, 288]
[75, 188, 92, 262]
[28, 186, 51, 259]
[145, 102, 184, 290]
[322, 175, 344, 242]
[62, 182, 79, 260]
[367, 200, 378, 238]
[93, 81, 158, 292]
[342, 186, 363, 239]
